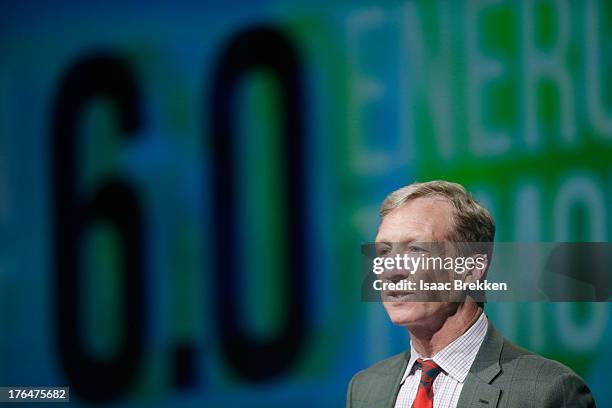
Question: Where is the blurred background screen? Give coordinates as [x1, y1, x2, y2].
[0, 0, 611, 406]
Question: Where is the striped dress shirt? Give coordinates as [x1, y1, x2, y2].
[394, 312, 488, 408]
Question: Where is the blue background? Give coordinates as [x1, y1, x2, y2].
[0, 0, 611, 406]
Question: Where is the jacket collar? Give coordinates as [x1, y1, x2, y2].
[468, 319, 503, 383]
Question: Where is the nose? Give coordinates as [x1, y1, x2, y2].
[381, 253, 411, 283]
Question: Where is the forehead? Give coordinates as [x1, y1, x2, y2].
[376, 196, 452, 242]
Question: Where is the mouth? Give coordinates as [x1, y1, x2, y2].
[383, 291, 415, 302]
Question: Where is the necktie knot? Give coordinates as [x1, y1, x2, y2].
[416, 358, 442, 384]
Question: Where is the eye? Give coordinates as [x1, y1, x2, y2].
[375, 243, 391, 256]
[407, 244, 427, 253]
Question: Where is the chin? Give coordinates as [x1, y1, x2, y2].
[383, 301, 429, 325]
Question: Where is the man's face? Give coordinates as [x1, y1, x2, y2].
[375, 196, 457, 327]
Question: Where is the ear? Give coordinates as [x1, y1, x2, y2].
[464, 254, 488, 282]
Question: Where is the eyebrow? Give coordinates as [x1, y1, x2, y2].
[374, 237, 418, 244]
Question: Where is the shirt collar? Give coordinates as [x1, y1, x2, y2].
[401, 312, 488, 384]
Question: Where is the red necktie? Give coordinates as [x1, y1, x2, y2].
[412, 358, 442, 408]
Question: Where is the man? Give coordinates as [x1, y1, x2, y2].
[347, 181, 595, 408]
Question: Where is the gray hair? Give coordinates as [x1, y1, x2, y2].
[380, 180, 495, 245]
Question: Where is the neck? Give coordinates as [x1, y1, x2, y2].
[407, 303, 483, 357]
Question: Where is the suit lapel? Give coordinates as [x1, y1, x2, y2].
[351, 351, 409, 408]
[357, 350, 408, 408]
[457, 321, 504, 408]
[383, 351, 409, 408]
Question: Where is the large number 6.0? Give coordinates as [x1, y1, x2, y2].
[50, 25, 310, 401]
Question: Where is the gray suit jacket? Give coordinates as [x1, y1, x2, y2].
[347, 321, 595, 407]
